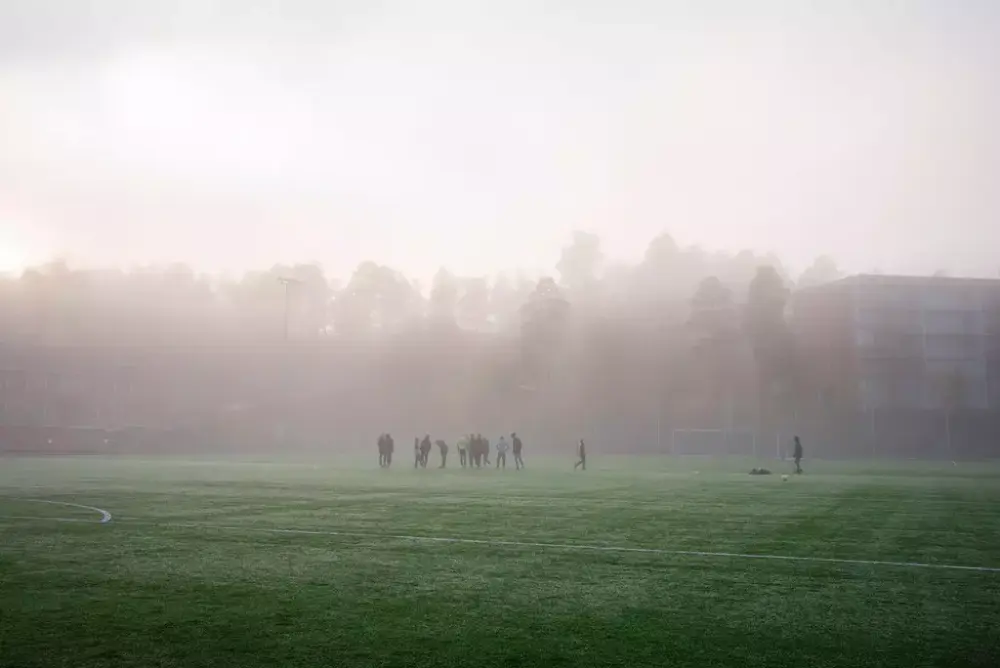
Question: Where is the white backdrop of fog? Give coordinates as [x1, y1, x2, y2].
[1, 0, 999, 281]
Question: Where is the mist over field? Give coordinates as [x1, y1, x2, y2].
[3, 1, 1000, 458]
[4, 6, 1000, 668]
[2, 0, 1000, 279]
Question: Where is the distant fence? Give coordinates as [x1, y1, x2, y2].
[0, 425, 186, 455]
[2, 408, 999, 460]
[782, 408, 1000, 460]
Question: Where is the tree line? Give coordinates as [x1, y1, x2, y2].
[0, 232, 847, 450]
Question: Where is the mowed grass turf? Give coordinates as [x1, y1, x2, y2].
[1, 455, 999, 668]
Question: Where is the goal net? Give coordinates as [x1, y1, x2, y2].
[670, 428, 758, 457]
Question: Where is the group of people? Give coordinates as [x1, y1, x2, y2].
[376, 433, 396, 467]
[392, 433, 527, 470]
[454, 433, 525, 470]
[377, 433, 589, 471]
[381, 434, 796, 474]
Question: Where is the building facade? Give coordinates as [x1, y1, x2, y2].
[792, 274, 1000, 411]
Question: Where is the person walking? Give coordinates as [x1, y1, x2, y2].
[511, 432, 524, 470]
[496, 436, 509, 469]
[793, 436, 804, 474]
[574, 439, 587, 471]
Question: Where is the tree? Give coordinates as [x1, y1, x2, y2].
[519, 277, 570, 377]
[490, 273, 533, 333]
[643, 232, 679, 267]
[231, 269, 285, 339]
[686, 276, 739, 424]
[428, 267, 459, 328]
[521, 278, 568, 330]
[637, 233, 728, 302]
[332, 262, 419, 336]
[556, 231, 603, 297]
[745, 266, 790, 348]
[745, 266, 795, 424]
[457, 276, 490, 331]
[720, 250, 761, 290]
[690, 276, 735, 335]
[798, 255, 843, 288]
[276, 263, 332, 338]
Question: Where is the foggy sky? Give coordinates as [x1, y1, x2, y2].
[2, 0, 999, 281]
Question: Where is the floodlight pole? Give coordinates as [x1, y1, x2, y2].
[276, 277, 302, 343]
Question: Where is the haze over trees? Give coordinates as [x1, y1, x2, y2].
[0, 232, 851, 451]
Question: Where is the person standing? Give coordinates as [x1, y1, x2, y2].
[436, 439, 449, 468]
[481, 435, 492, 467]
[475, 434, 485, 468]
[414, 437, 421, 469]
[385, 433, 394, 468]
[793, 436, 804, 474]
[511, 432, 524, 470]
[420, 435, 432, 468]
[457, 435, 469, 468]
[574, 439, 587, 471]
[496, 436, 509, 469]
[377, 434, 387, 468]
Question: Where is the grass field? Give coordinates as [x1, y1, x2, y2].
[2, 455, 999, 668]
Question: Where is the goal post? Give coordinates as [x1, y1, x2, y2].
[670, 428, 758, 457]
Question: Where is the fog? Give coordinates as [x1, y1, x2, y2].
[2, 2, 1000, 457]
[0, 234, 797, 450]
[3, 1, 1000, 279]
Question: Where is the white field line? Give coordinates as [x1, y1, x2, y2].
[137, 520, 1000, 574]
[2, 503, 998, 574]
[351, 493, 999, 509]
[0, 498, 112, 523]
[0, 515, 104, 523]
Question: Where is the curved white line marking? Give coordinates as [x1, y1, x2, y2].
[3, 498, 112, 524]
[0, 515, 101, 523]
[6, 511, 995, 574]
[158, 522, 1000, 574]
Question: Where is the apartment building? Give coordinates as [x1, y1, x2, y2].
[791, 274, 1000, 411]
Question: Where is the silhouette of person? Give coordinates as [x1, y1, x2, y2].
[793, 436, 804, 474]
[420, 435, 432, 468]
[481, 434, 491, 466]
[496, 436, 509, 469]
[474, 434, 484, 468]
[436, 439, 449, 468]
[574, 439, 587, 471]
[511, 432, 524, 470]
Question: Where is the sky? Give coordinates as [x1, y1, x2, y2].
[1, 0, 999, 282]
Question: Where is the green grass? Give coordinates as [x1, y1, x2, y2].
[2, 455, 999, 668]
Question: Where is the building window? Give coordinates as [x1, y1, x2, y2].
[923, 334, 983, 360]
[922, 309, 983, 336]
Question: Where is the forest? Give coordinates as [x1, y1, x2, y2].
[0, 231, 858, 454]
